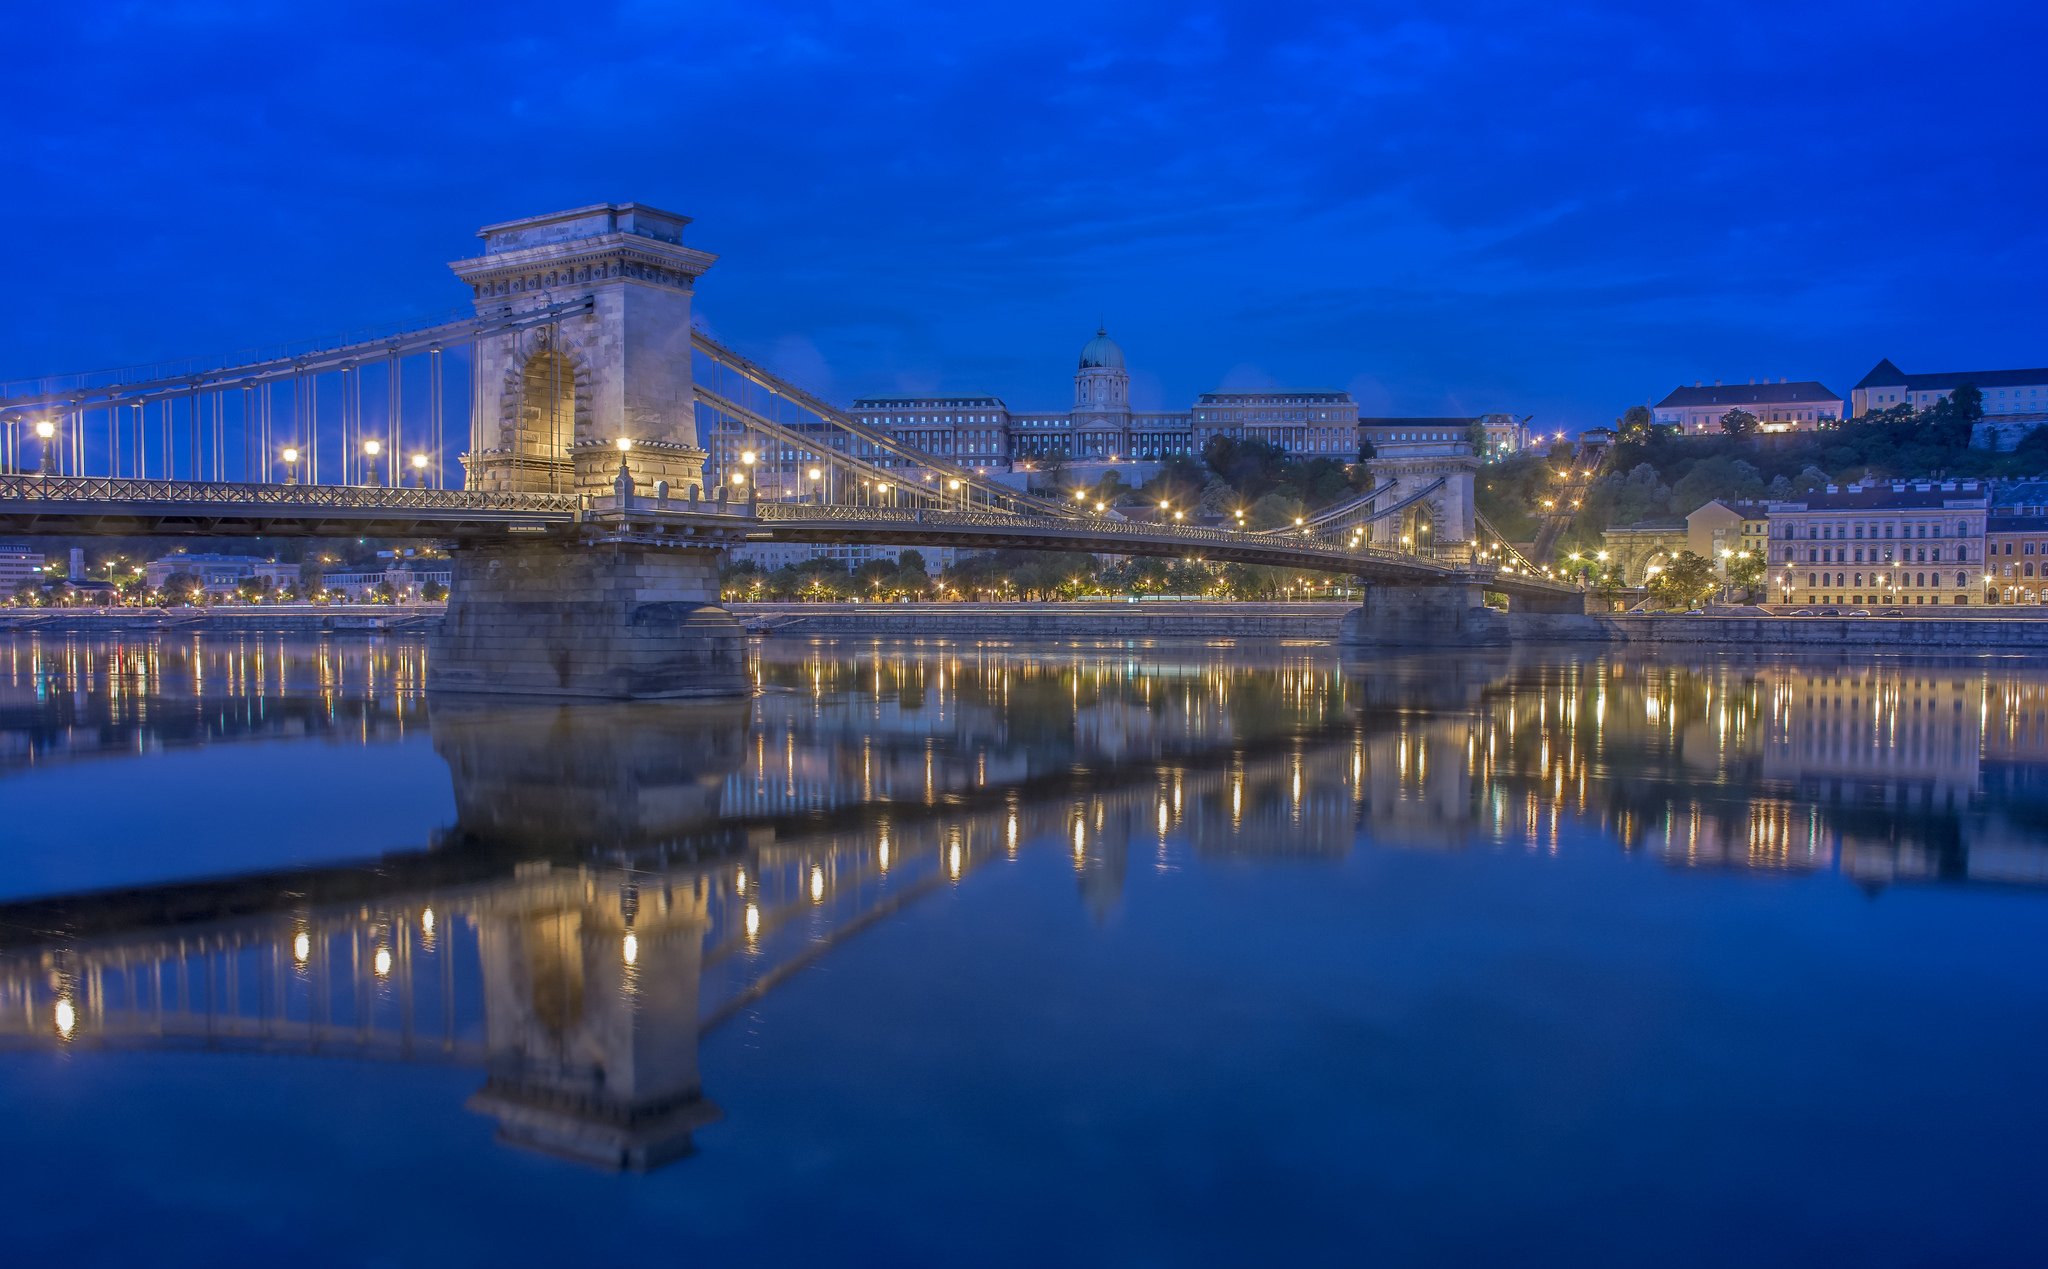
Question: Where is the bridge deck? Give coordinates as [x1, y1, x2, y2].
[0, 474, 1579, 597]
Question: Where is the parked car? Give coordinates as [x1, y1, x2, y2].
[1790, 609, 1816, 616]
[1849, 609, 1872, 617]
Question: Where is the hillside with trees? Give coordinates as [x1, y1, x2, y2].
[1481, 386, 2042, 558]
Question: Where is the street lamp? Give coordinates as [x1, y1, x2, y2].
[34, 419, 55, 475]
[281, 445, 301, 485]
[362, 438, 382, 486]
[409, 453, 429, 486]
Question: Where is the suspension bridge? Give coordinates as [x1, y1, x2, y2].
[0, 202, 1586, 696]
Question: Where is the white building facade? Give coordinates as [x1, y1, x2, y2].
[1653, 380, 1844, 435]
[0, 543, 45, 593]
[1765, 482, 1988, 608]
[144, 553, 300, 597]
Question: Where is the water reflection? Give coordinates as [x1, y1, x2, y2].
[4, 637, 2048, 1172]
[0, 631, 425, 769]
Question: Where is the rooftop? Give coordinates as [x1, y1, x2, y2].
[1655, 380, 1842, 409]
[1769, 481, 1989, 511]
[1987, 515, 2048, 533]
[1197, 390, 1351, 403]
[851, 396, 1009, 408]
[1855, 360, 2048, 392]
[1993, 479, 2048, 507]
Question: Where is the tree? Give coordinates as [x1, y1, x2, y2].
[1465, 420, 1490, 458]
[1618, 404, 1655, 443]
[422, 581, 448, 602]
[371, 580, 397, 604]
[1668, 456, 1764, 514]
[235, 576, 274, 604]
[1726, 551, 1767, 600]
[159, 572, 197, 606]
[891, 551, 934, 599]
[1925, 383, 1984, 450]
[1719, 408, 1759, 437]
[10, 580, 41, 607]
[1037, 450, 1068, 489]
[1648, 551, 1718, 610]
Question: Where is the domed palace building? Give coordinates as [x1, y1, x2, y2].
[844, 327, 1365, 477]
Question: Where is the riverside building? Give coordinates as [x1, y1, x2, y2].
[1765, 481, 1988, 608]
[143, 553, 300, 598]
[0, 543, 45, 592]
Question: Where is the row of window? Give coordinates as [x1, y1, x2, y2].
[1788, 545, 1967, 563]
[1782, 520, 1973, 539]
[1802, 572, 1970, 589]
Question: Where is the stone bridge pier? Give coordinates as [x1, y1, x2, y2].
[429, 539, 746, 700]
[1341, 582, 1506, 648]
[1339, 580, 1594, 648]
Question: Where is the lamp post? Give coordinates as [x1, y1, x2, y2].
[409, 453, 429, 487]
[739, 448, 758, 503]
[281, 446, 301, 486]
[362, 438, 382, 487]
[35, 419, 56, 476]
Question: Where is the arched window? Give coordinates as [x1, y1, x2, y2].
[1957, 572, 1968, 588]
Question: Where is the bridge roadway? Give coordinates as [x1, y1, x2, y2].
[0, 473, 1579, 600]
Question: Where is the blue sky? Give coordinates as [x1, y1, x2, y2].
[6, 0, 2044, 430]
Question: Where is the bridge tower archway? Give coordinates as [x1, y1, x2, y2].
[496, 333, 591, 493]
[455, 204, 717, 498]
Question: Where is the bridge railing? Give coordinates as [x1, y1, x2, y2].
[753, 502, 1461, 568]
[0, 473, 581, 513]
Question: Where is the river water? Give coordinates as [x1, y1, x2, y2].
[1, 633, 2044, 1267]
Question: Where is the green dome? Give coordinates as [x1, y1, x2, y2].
[1078, 327, 1125, 370]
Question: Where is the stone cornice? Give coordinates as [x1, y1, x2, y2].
[450, 233, 717, 298]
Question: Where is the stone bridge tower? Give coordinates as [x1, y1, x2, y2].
[453, 204, 715, 499]
[431, 204, 747, 702]
[1364, 438, 1478, 555]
